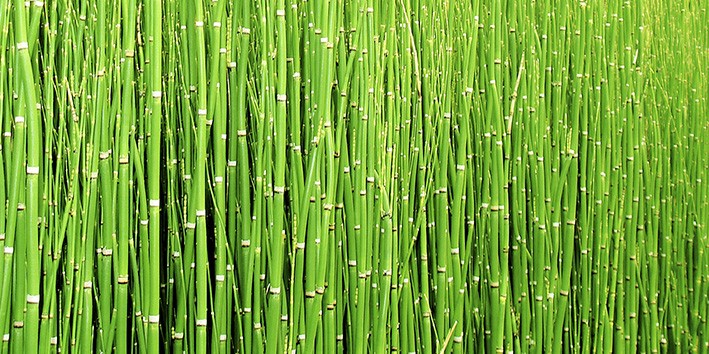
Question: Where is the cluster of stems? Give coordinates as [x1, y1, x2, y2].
[0, 0, 707, 353]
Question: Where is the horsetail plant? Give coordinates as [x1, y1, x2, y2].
[0, 0, 707, 353]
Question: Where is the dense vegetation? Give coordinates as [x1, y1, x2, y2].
[0, 0, 707, 353]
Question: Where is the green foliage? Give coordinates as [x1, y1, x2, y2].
[0, 0, 707, 353]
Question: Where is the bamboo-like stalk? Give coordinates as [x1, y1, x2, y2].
[117, 0, 138, 353]
[145, 0, 163, 351]
[11, 0, 42, 352]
